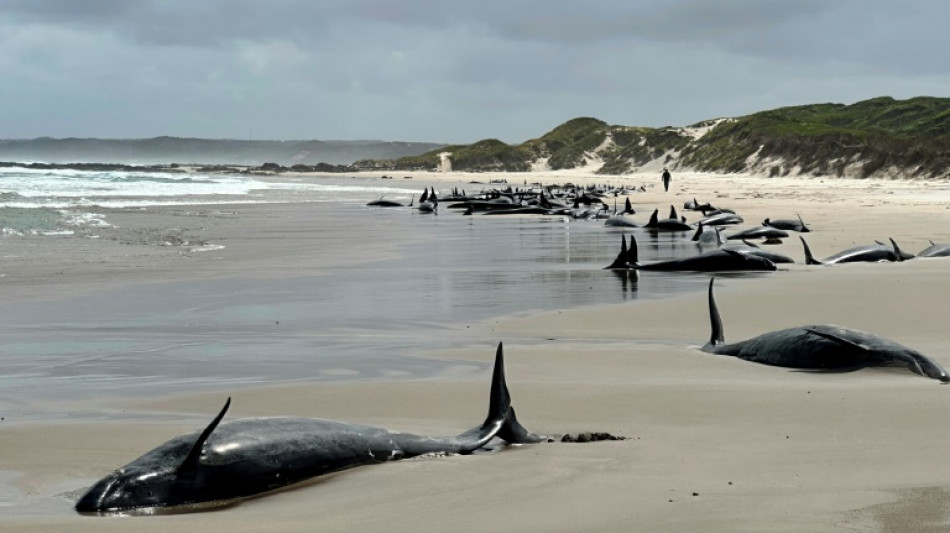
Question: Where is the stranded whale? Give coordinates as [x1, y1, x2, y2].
[701, 278, 949, 383]
[800, 236, 906, 265]
[762, 214, 810, 233]
[75, 343, 542, 515]
[604, 235, 776, 272]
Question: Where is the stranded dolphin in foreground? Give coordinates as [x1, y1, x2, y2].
[701, 278, 949, 383]
[75, 343, 543, 515]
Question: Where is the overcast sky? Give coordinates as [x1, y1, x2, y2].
[1, 1, 947, 143]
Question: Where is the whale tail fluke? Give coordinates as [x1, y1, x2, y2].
[456, 342, 543, 452]
[703, 277, 726, 350]
[800, 236, 823, 265]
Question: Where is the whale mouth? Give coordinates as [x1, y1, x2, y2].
[76, 498, 241, 517]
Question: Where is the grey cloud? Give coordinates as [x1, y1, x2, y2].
[1, 1, 948, 142]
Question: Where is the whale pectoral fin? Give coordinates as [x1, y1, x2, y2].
[802, 329, 871, 352]
[180, 397, 231, 472]
[906, 359, 926, 377]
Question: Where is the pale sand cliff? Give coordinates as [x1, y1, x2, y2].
[4, 170, 950, 532]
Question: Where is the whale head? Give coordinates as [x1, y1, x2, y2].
[75, 460, 185, 514]
[76, 398, 233, 514]
[916, 354, 950, 383]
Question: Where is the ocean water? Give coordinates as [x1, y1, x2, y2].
[0, 165, 414, 234]
[0, 168, 769, 422]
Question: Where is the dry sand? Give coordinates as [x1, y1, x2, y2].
[4, 169, 950, 532]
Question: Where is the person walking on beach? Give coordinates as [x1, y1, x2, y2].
[661, 168, 672, 192]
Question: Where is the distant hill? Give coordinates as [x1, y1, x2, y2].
[0, 137, 446, 166]
[373, 96, 950, 179]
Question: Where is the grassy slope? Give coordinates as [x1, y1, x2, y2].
[385, 96, 950, 178]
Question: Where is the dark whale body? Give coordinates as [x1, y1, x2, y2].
[763, 214, 810, 233]
[644, 208, 691, 232]
[800, 236, 905, 265]
[726, 226, 789, 242]
[604, 235, 776, 272]
[918, 241, 950, 257]
[697, 212, 743, 226]
[75, 343, 541, 515]
[720, 242, 795, 264]
[701, 278, 949, 382]
[366, 197, 407, 207]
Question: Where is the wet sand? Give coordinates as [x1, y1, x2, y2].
[4, 170, 950, 532]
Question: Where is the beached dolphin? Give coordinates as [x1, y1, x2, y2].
[75, 343, 542, 515]
[763, 214, 810, 233]
[604, 213, 638, 227]
[644, 208, 691, 232]
[918, 241, 950, 257]
[691, 224, 725, 245]
[414, 188, 438, 213]
[800, 236, 906, 265]
[684, 197, 714, 211]
[701, 278, 949, 383]
[697, 211, 743, 226]
[720, 241, 795, 264]
[605, 235, 776, 272]
[366, 196, 409, 207]
[726, 226, 789, 244]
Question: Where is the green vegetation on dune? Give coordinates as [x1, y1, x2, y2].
[382, 96, 950, 178]
[680, 96, 950, 178]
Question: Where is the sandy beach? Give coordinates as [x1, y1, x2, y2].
[4, 168, 950, 532]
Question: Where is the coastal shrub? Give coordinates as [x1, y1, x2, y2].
[377, 97, 950, 177]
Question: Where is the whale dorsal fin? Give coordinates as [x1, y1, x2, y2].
[690, 223, 704, 242]
[704, 278, 725, 348]
[889, 238, 908, 262]
[179, 397, 231, 472]
[604, 235, 630, 269]
[800, 236, 822, 265]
